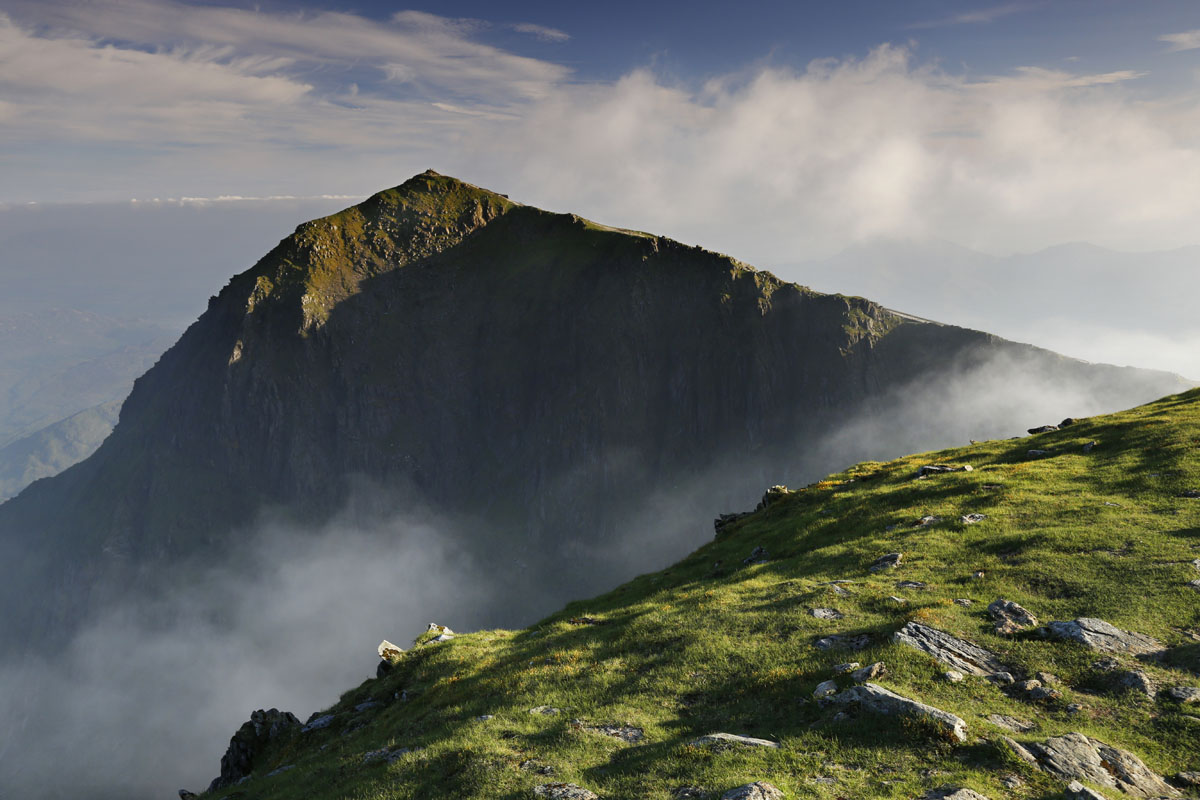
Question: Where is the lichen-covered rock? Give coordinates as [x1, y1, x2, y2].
[915, 464, 973, 478]
[809, 607, 843, 620]
[377, 639, 404, 660]
[721, 782, 783, 800]
[1165, 686, 1200, 703]
[892, 621, 1006, 676]
[850, 662, 886, 683]
[813, 679, 839, 698]
[922, 789, 990, 800]
[1026, 732, 1180, 797]
[828, 682, 968, 742]
[987, 599, 1038, 635]
[1045, 618, 1165, 656]
[207, 708, 301, 792]
[987, 714, 1034, 732]
[1065, 781, 1109, 800]
[689, 732, 781, 749]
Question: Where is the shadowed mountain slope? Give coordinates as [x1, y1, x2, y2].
[0, 171, 1190, 649]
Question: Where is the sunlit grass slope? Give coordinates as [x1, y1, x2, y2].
[199, 388, 1200, 800]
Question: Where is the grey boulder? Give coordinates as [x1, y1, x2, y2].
[987, 599, 1038, 635]
[828, 682, 968, 742]
[1017, 732, 1179, 797]
[1045, 618, 1165, 656]
[721, 782, 783, 800]
[892, 621, 1006, 676]
[534, 784, 599, 800]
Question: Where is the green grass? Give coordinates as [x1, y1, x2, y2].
[198, 391, 1200, 800]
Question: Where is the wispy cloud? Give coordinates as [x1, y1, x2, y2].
[907, 2, 1032, 29]
[513, 22, 570, 43]
[1160, 28, 1200, 52]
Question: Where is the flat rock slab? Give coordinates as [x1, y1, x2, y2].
[1025, 732, 1180, 797]
[809, 607, 844, 620]
[987, 599, 1038, 635]
[689, 732, 781, 750]
[721, 782, 783, 800]
[534, 784, 599, 800]
[1066, 781, 1108, 800]
[529, 706, 562, 715]
[916, 464, 973, 478]
[829, 682, 968, 742]
[815, 634, 871, 651]
[1045, 618, 1165, 656]
[987, 714, 1034, 732]
[893, 621, 1007, 676]
[869, 552, 902, 572]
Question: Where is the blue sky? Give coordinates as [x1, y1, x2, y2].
[3, 0, 1200, 259]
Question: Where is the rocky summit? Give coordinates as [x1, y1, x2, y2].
[0, 171, 1189, 654]
[180, 385, 1200, 800]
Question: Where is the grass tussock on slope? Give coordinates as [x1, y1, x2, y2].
[198, 389, 1200, 800]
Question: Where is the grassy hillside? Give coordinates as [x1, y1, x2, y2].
[195, 388, 1200, 800]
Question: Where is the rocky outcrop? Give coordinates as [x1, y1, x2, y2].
[208, 708, 301, 792]
[892, 621, 1007, 676]
[828, 682, 968, 742]
[534, 784, 599, 800]
[1005, 732, 1179, 798]
[1045, 618, 1165, 656]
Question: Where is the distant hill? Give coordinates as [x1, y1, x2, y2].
[0, 400, 121, 502]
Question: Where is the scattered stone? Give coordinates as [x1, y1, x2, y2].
[208, 709, 302, 792]
[1016, 679, 1041, 692]
[378, 639, 404, 660]
[266, 764, 294, 777]
[987, 714, 1035, 732]
[972, 570, 985, 580]
[1114, 670, 1157, 699]
[1028, 425, 1058, 434]
[921, 789, 990, 800]
[476, 714, 494, 721]
[1179, 490, 1200, 499]
[743, 546, 769, 565]
[1060, 418, 1078, 427]
[1036, 671, 1059, 684]
[568, 616, 604, 626]
[813, 679, 839, 699]
[355, 701, 381, 713]
[1027, 449, 1049, 457]
[672, 788, 707, 800]
[580, 723, 644, 743]
[833, 662, 860, 674]
[953, 598, 972, 606]
[721, 782, 783, 800]
[1045, 618, 1165, 656]
[916, 464, 973, 479]
[1165, 686, 1200, 703]
[982, 483, 1003, 490]
[1065, 781, 1108, 800]
[533, 783, 599, 800]
[851, 662, 886, 682]
[828, 683, 968, 742]
[944, 670, 964, 683]
[893, 621, 1007, 676]
[988, 599, 1039, 635]
[1000, 775, 1023, 789]
[689, 732, 781, 750]
[896, 580, 927, 589]
[913, 516, 942, 527]
[1189, 579, 1200, 593]
[814, 633, 871, 651]
[363, 746, 411, 765]
[301, 714, 335, 733]
[1029, 686, 1062, 702]
[888, 595, 907, 604]
[1024, 732, 1180, 797]
[1082, 441, 1097, 453]
[422, 623, 455, 644]
[521, 759, 556, 775]
[809, 607, 844, 620]
[529, 706, 562, 715]
[869, 552, 903, 572]
[1177, 772, 1200, 786]
[1066, 703, 1085, 714]
[960, 513, 987, 524]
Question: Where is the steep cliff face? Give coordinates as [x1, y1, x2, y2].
[0, 171, 1188, 643]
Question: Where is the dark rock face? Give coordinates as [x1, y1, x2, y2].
[0, 171, 1191, 647]
[208, 708, 300, 791]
